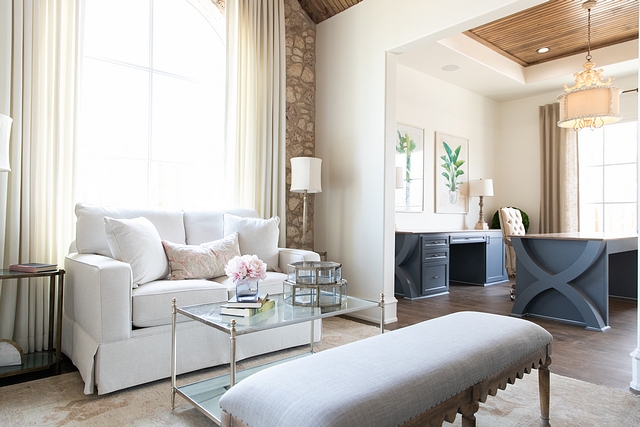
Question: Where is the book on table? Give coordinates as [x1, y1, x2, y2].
[221, 298, 276, 317]
[8, 263, 58, 273]
[225, 292, 269, 308]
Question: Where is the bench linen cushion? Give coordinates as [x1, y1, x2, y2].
[219, 311, 552, 427]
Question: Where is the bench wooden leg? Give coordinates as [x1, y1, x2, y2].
[538, 359, 551, 427]
[461, 401, 479, 427]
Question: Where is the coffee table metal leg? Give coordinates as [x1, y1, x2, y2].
[230, 319, 237, 387]
[380, 293, 385, 334]
[310, 319, 315, 353]
[171, 298, 177, 409]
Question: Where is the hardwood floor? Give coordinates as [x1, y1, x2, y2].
[382, 280, 638, 394]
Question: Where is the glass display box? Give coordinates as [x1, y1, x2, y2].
[284, 261, 347, 307]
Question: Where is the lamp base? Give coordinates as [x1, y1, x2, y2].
[474, 222, 489, 230]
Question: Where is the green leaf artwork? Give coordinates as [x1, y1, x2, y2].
[440, 141, 465, 193]
[397, 130, 417, 211]
[396, 131, 416, 183]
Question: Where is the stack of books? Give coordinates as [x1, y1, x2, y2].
[8, 263, 57, 273]
[221, 293, 275, 317]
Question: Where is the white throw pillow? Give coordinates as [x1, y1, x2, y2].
[223, 214, 281, 272]
[104, 216, 170, 287]
[162, 233, 241, 280]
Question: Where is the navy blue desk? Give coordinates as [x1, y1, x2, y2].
[395, 230, 508, 299]
[510, 233, 637, 331]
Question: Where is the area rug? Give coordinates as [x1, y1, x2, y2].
[1, 317, 639, 426]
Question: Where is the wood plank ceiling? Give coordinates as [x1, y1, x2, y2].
[299, 0, 638, 66]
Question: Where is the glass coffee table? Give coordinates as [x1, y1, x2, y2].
[170, 293, 384, 425]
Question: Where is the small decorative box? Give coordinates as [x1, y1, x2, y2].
[284, 261, 347, 307]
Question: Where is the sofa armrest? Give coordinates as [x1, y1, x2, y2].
[64, 253, 133, 344]
[278, 248, 321, 271]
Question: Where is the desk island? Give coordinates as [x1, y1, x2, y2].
[510, 233, 638, 331]
[395, 230, 508, 299]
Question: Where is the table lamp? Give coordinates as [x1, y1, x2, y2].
[290, 157, 322, 248]
[469, 178, 493, 230]
[0, 114, 12, 172]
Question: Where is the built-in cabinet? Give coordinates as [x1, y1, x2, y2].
[395, 230, 508, 299]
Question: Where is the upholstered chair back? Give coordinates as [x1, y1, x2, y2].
[499, 207, 526, 241]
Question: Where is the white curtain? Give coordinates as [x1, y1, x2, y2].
[226, 0, 287, 245]
[539, 103, 579, 233]
[0, 0, 78, 353]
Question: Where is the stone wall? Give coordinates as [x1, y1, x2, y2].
[284, 0, 316, 250]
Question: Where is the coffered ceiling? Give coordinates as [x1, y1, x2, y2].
[300, 0, 637, 66]
[465, 0, 638, 67]
[299, 0, 638, 102]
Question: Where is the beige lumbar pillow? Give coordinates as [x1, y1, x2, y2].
[104, 216, 170, 287]
[162, 232, 241, 280]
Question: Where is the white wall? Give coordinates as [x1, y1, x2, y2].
[313, 0, 544, 323]
[395, 64, 501, 231]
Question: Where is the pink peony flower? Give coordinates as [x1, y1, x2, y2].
[224, 254, 267, 281]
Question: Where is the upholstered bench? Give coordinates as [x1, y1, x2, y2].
[219, 311, 553, 427]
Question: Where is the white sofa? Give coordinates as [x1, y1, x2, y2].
[62, 203, 321, 395]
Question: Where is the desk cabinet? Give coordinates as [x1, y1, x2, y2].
[395, 231, 507, 300]
[420, 236, 449, 296]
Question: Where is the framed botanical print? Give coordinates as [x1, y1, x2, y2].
[435, 132, 468, 213]
[395, 123, 424, 212]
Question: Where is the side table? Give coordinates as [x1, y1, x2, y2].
[0, 268, 65, 378]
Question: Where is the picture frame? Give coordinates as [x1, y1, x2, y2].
[435, 132, 468, 213]
[395, 123, 424, 212]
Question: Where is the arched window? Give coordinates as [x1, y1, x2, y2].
[77, 0, 229, 208]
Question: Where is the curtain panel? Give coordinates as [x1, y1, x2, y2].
[0, 0, 78, 353]
[539, 103, 579, 233]
[226, 0, 287, 246]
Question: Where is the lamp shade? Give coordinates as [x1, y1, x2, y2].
[291, 157, 322, 193]
[469, 178, 493, 197]
[557, 85, 622, 130]
[0, 114, 12, 172]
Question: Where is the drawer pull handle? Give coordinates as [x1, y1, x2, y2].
[432, 276, 440, 279]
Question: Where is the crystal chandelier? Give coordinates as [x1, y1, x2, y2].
[557, 0, 622, 131]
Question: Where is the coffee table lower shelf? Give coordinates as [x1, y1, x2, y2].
[175, 354, 307, 423]
[170, 294, 384, 425]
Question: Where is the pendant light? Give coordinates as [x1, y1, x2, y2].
[557, 0, 622, 131]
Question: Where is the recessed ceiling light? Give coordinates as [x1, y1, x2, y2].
[441, 64, 460, 72]
[537, 47, 550, 54]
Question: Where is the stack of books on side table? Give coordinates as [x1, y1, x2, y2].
[221, 293, 274, 317]
[8, 263, 57, 273]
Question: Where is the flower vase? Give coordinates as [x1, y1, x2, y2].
[235, 278, 259, 302]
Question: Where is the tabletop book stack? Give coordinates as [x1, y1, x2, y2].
[221, 293, 274, 317]
[8, 263, 57, 273]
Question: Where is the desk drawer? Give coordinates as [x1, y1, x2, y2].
[450, 234, 486, 244]
[422, 237, 448, 249]
[422, 249, 448, 263]
[422, 264, 447, 294]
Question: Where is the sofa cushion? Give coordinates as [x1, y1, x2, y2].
[75, 202, 185, 256]
[131, 279, 229, 328]
[223, 214, 281, 272]
[104, 217, 170, 287]
[183, 208, 259, 245]
[162, 233, 241, 280]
